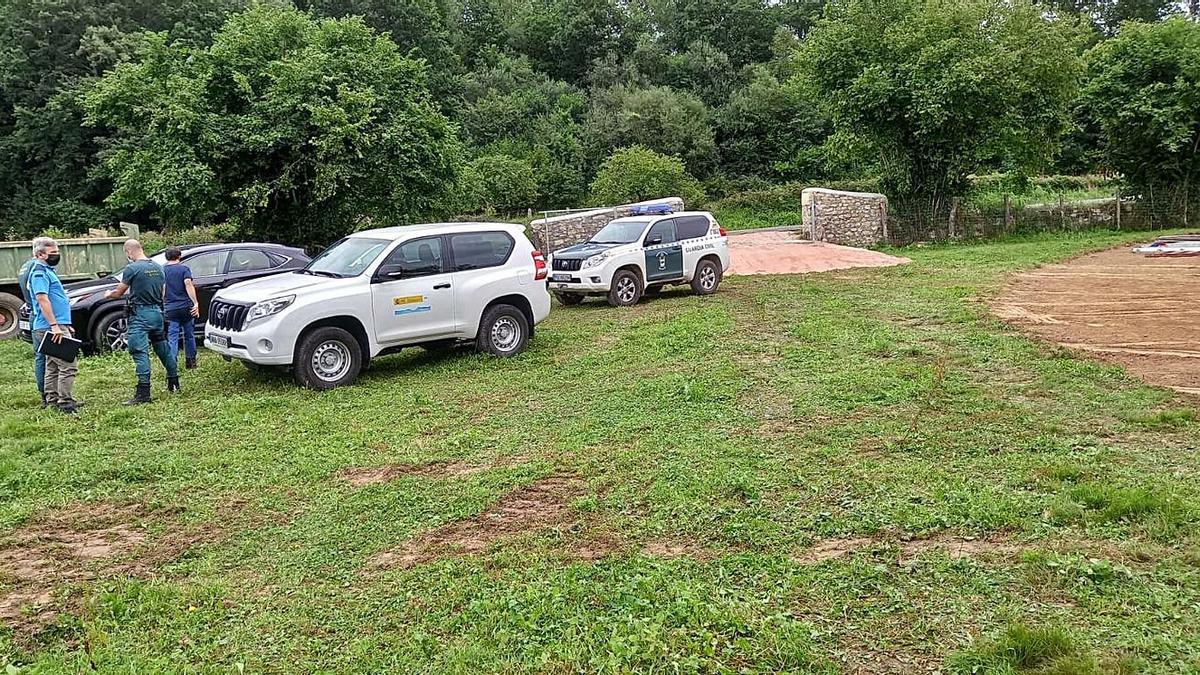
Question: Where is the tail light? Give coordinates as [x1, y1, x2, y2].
[718, 225, 727, 237]
[532, 250, 548, 281]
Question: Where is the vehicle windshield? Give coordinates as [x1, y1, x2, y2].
[112, 252, 168, 282]
[589, 219, 650, 245]
[302, 237, 389, 278]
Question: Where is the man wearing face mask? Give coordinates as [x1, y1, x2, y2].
[18, 239, 51, 407]
[27, 237, 81, 414]
[104, 239, 179, 404]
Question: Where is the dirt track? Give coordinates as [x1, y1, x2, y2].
[993, 247, 1200, 395]
[727, 230, 909, 276]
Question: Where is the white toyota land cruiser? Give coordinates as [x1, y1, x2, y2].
[204, 223, 551, 389]
[547, 210, 730, 307]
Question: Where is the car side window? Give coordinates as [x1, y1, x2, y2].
[644, 219, 677, 246]
[228, 249, 274, 273]
[377, 237, 446, 279]
[675, 216, 712, 241]
[185, 251, 228, 277]
[449, 232, 515, 271]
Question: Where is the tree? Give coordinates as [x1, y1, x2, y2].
[589, 146, 705, 207]
[85, 4, 460, 249]
[716, 66, 830, 180]
[798, 0, 1088, 213]
[0, 0, 244, 238]
[508, 0, 637, 84]
[1083, 18, 1200, 223]
[1044, 0, 1180, 36]
[582, 85, 717, 177]
[460, 154, 540, 213]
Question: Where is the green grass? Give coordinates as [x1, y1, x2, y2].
[2, 230, 1199, 672]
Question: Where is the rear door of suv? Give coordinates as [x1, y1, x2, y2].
[674, 214, 717, 278]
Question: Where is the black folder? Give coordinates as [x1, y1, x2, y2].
[37, 332, 82, 362]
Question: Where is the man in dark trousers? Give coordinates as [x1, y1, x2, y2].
[104, 239, 179, 404]
[162, 247, 200, 370]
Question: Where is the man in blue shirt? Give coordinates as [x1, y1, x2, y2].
[17, 241, 49, 406]
[162, 247, 200, 370]
[105, 239, 180, 404]
[27, 237, 80, 414]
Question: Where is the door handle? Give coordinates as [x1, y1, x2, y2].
[433, 283, 451, 290]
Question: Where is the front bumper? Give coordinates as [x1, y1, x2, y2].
[547, 268, 612, 293]
[204, 322, 294, 366]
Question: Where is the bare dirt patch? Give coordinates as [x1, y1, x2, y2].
[728, 230, 909, 276]
[992, 246, 1200, 395]
[369, 475, 606, 569]
[339, 456, 530, 487]
[0, 502, 147, 627]
[793, 533, 1020, 565]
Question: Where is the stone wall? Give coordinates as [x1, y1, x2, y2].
[529, 197, 686, 254]
[802, 188, 888, 248]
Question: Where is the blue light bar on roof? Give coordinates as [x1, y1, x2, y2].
[630, 203, 674, 216]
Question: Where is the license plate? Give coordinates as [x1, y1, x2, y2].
[552, 274, 572, 282]
[18, 320, 29, 332]
[209, 334, 230, 349]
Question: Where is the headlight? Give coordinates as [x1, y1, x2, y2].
[69, 295, 87, 306]
[582, 252, 611, 269]
[245, 295, 295, 327]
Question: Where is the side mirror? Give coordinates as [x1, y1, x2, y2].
[647, 235, 663, 246]
[375, 266, 406, 281]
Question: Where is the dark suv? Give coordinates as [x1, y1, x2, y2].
[19, 243, 309, 353]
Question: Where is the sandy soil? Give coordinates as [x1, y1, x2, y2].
[727, 230, 910, 276]
[992, 246, 1200, 395]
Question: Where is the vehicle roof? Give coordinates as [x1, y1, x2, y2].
[173, 242, 307, 256]
[608, 211, 713, 225]
[349, 222, 525, 240]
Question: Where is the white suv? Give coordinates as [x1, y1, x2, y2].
[547, 211, 730, 306]
[204, 223, 551, 389]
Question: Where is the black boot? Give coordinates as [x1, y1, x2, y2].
[40, 392, 49, 409]
[124, 382, 152, 406]
[168, 376, 181, 393]
[185, 357, 198, 370]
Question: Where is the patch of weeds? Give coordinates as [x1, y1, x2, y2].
[946, 624, 1077, 673]
[1042, 463, 1085, 484]
[1066, 483, 1185, 526]
[1123, 409, 1196, 430]
[1045, 495, 1086, 526]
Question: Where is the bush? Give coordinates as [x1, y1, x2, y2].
[461, 155, 540, 214]
[588, 147, 705, 208]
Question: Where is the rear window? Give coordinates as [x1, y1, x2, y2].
[450, 232, 515, 271]
[675, 215, 712, 240]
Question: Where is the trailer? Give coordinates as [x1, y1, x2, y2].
[0, 227, 137, 341]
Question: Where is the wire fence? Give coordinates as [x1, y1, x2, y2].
[888, 188, 1198, 245]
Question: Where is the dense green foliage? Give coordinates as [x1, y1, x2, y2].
[1083, 19, 1200, 213]
[0, 0, 1195, 243]
[84, 5, 460, 249]
[589, 146, 705, 207]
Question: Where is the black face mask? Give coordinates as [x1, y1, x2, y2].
[45, 253, 61, 267]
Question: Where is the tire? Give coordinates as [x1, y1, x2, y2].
[690, 258, 722, 296]
[292, 327, 362, 390]
[0, 293, 20, 341]
[92, 310, 130, 352]
[476, 304, 530, 357]
[555, 292, 585, 306]
[607, 269, 643, 307]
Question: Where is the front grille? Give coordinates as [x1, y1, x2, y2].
[553, 258, 583, 271]
[209, 299, 250, 332]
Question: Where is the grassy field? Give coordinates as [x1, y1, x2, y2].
[1, 230, 1197, 673]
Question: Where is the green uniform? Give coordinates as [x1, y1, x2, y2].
[123, 258, 177, 384]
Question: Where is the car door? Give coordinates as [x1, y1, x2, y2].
[181, 251, 229, 326]
[674, 215, 716, 277]
[370, 236, 457, 345]
[643, 219, 684, 282]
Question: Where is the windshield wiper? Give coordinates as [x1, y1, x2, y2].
[298, 269, 343, 278]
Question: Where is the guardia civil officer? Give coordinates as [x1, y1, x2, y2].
[104, 239, 180, 404]
[17, 239, 51, 406]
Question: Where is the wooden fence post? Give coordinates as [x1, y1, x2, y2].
[1059, 195, 1066, 230]
[1114, 190, 1121, 230]
[1003, 194, 1013, 233]
[949, 197, 960, 239]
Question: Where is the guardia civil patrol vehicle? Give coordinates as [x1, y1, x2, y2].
[547, 208, 730, 307]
